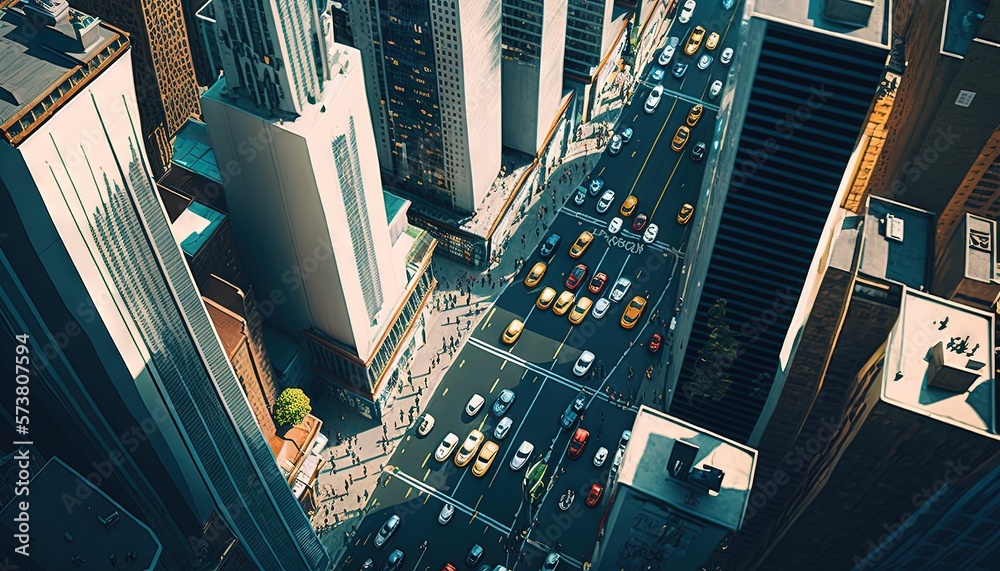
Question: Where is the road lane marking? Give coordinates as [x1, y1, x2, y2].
[598, 166, 606, 176]
[551, 328, 573, 361]
[459, 359, 465, 368]
[500, 360, 507, 370]
[423, 468, 430, 481]
[523, 370, 530, 380]
[489, 372, 548, 486]
[441, 387, 448, 396]
[405, 486, 412, 499]
[389, 469, 510, 533]
[490, 377, 500, 393]
[421, 453, 430, 469]
[650, 152, 684, 220]
[628, 98, 679, 197]
[592, 244, 611, 277]
[482, 307, 497, 330]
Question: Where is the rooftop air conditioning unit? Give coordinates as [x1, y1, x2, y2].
[886, 214, 904, 242]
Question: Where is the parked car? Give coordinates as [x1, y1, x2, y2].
[620, 127, 633, 143]
[536, 286, 557, 310]
[709, 79, 723, 100]
[493, 389, 516, 416]
[553, 290, 575, 316]
[454, 430, 485, 467]
[466, 394, 485, 417]
[539, 233, 561, 256]
[568, 296, 593, 325]
[573, 350, 595, 377]
[607, 134, 622, 156]
[723, 0, 734, 9]
[597, 189, 615, 213]
[502, 319, 524, 344]
[524, 261, 546, 287]
[417, 413, 435, 436]
[573, 187, 587, 205]
[644, 85, 664, 113]
[510, 440, 534, 470]
[592, 297, 611, 319]
[593, 446, 609, 467]
[685, 25, 706, 55]
[721, 46, 733, 64]
[649, 333, 662, 352]
[658, 44, 676, 66]
[566, 264, 587, 290]
[435, 433, 459, 462]
[620, 430, 632, 449]
[691, 141, 707, 162]
[588, 272, 608, 294]
[586, 484, 604, 507]
[494, 416, 513, 440]
[438, 503, 455, 525]
[672, 61, 688, 79]
[567, 428, 590, 459]
[679, 0, 696, 24]
[677, 203, 694, 225]
[374, 515, 400, 548]
[621, 296, 648, 330]
[608, 217, 623, 234]
[609, 277, 631, 302]
[642, 224, 659, 244]
[569, 231, 593, 258]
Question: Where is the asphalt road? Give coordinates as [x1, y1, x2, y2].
[340, 3, 743, 570]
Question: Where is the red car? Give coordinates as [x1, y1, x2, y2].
[566, 264, 588, 290]
[567, 427, 589, 459]
[442, 565, 457, 571]
[633, 213, 648, 231]
[588, 272, 608, 294]
[586, 483, 604, 507]
[649, 333, 662, 353]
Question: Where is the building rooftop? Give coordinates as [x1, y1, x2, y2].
[618, 407, 757, 531]
[942, 0, 992, 57]
[171, 120, 223, 183]
[0, 456, 161, 568]
[858, 196, 935, 290]
[383, 190, 409, 225]
[752, 0, 891, 47]
[169, 199, 225, 257]
[961, 213, 997, 284]
[0, 0, 128, 145]
[883, 289, 998, 438]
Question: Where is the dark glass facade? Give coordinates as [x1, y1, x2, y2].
[565, 0, 605, 78]
[502, 0, 544, 64]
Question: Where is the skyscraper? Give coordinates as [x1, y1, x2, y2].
[0, 1, 328, 568]
[501, 0, 567, 155]
[563, 0, 614, 81]
[349, 0, 503, 213]
[668, 0, 891, 443]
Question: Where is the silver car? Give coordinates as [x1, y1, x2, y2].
[510, 440, 534, 470]
[573, 351, 595, 377]
[374, 514, 400, 548]
[609, 277, 631, 302]
[597, 189, 615, 213]
[494, 416, 513, 440]
[592, 298, 611, 319]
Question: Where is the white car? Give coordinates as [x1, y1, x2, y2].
[589, 177, 604, 196]
[438, 503, 454, 525]
[573, 350, 595, 377]
[642, 224, 659, 244]
[417, 413, 435, 436]
[593, 446, 609, 467]
[657, 44, 675, 67]
[721, 46, 733, 65]
[608, 134, 622, 156]
[609, 277, 631, 302]
[434, 433, 460, 462]
[597, 189, 615, 213]
[510, 440, 534, 470]
[465, 394, 485, 417]
[709, 79, 723, 100]
[644, 85, 663, 114]
[679, 0, 696, 23]
[608, 217, 623, 234]
[494, 416, 513, 440]
[592, 298, 611, 319]
[697, 54, 713, 70]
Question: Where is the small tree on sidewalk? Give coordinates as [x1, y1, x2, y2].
[687, 299, 740, 403]
[274, 388, 312, 427]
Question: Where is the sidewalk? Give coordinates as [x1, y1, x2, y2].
[310, 74, 633, 569]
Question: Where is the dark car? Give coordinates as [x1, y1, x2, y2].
[492, 389, 515, 416]
[632, 213, 648, 231]
[620, 127, 633, 143]
[566, 264, 587, 290]
[588, 272, 608, 294]
[573, 390, 587, 412]
[466, 544, 484, 567]
[374, 514, 400, 548]
[559, 406, 578, 429]
[381, 549, 404, 571]
[691, 141, 707, 162]
[539, 233, 561, 256]
[649, 68, 665, 83]
[672, 61, 688, 78]
[573, 187, 587, 206]
[649, 333, 662, 353]
[542, 552, 560, 571]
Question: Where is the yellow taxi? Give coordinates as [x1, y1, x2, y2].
[524, 261, 546, 287]
[685, 26, 706, 55]
[671, 126, 690, 152]
[553, 291, 576, 316]
[536, 287, 557, 310]
[620, 196, 638, 217]
[686, 104, 703, 127]
[568, 297, 593, 325]
[620, 296, 648, 329]
[454, 429, 484, 467]
[472, 441, 500, 477]
[568, 231, 594, 259]
[677, 203, 694, 225]
[502, 319, 524, 344]
[706, 31, 720, 51]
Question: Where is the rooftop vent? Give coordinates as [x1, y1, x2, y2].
[666, 440, 699, 481]
[927, 340, 982, 393]
[689, 465, 725, 494]
[823, 0, 875, 27]
[885, 214, 904, 242]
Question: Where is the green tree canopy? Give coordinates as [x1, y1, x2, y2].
[688, 298, 741, 402]
[274, 388, 312, 426]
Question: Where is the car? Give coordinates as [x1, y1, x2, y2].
[568, 296, 593, 325]
[671, 125, 690, 152]
[559, 410, 577, 430]
[721, 46, 733, 64]
[572, 351, 595, 377]
[586, 484, 604, 507]
[620, 195, 638, 217]
[671, 61, 688, 79]
[642, 224, 659, 244]
[569, 231, 594, 259]
[677, 203, 694, 224]
[539, 233, 561, 256]
[691, 141, 707, 162]
[609, 277, 631, 302]
[502, 319, 524, 344]
[467, 544, 484, 566]
[536, 286, 557, 309]
[597, 189, 615, 213]
[417, 413, 435, 436]
[510, 440, 534, 470]
[435, 433, 460, 461]
[649, 67, 665, 83]
[658, 44, 676, 66]
[573, 187, 587, 206]
[439, 503, 455, 525]
[697, 54, 714, 70]
[632, 213, 648, 232]
[620, 429, 632, 449]
[553, 290, 575, 315]
[381, 549, 404, 571]
[493, 389, 515, 416]
[610, 447, 624, 477]
[442, 565, 457, 571]
[524, 261, 546, 287]
[649, 333, 662, 352]
[685, 25, 706, 55]
[706, 31, 720, 50]
[592, 297, 611, 319]
[621, 295, 648, 329]
[709, 79, 723, 100]
[588, 177, 604, 196]
[607, 134, 622, 156]
[644, 85, 663, 113]
[608, 217, 623, 234]
[679, 0, 696, 23]
[566, 264, 587, 290]
[454, 430, 485, 467]
[572, 391, 587, 412]
[620, 127, 633, 143]
[494, 417, 513, 440]
[588, 272, 608, 294]
[687, 104, 703, 127]
[472, 441, 500, 477]
[466, 394, 486, 417]
[559, 391, 586, 428]
[542, 552, 560, 571]
[568, 428, 590, 459]
[374, 514, 400, 548]
[723, 0, 734, 8]
[593, 446, 609, 467]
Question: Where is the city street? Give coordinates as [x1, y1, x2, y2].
[339, 2, 742, 569]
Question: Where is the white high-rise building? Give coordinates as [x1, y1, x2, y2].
[349, 0, 503, 213]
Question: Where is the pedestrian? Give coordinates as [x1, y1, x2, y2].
[357, 495, 361, 503]
[363, 466, 368, 476]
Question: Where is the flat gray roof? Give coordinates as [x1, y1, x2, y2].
[751, 0, 891, 47]
[883, 289, 998, 438]
[942, 0, 991, 57]
[617, 407, 756, 531]
[858, 196, 934, 290]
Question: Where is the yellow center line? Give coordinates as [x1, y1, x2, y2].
[423, 468, 430, 481]
[598, 166, 606, 177]
[650, 153, 684, 220]
[499, 360, 506, 370]
[551, 328, 574, 361]
[459, 359, 465, 368]
[478, 416, 487, 432]
[405, 486, 413, 499]
[421, 453, 430, 469]
[522, 369, 529, 379]
[490, 377, 500, 393]
[700, 76, 712, 100]
[441, 387, 449, 396]
[533, 374, 539, 383]
[481, 307, 496, 330]
[628, 98, 679, 197]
